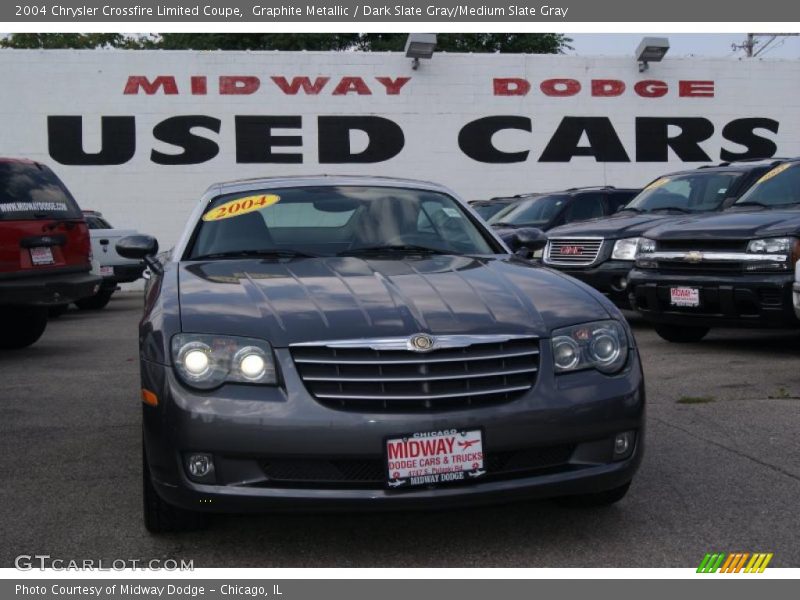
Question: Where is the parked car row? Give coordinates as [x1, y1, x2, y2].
[0, 158, 149, 349]
[472, 157, 800, 343]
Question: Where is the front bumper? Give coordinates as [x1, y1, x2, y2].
[546, 261, 634, 309]
[0, 269, 101, 306]
[628, 269, 797, 328]
[141, 345, 645, 513]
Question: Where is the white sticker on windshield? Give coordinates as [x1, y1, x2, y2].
[442, 207, 462, 218]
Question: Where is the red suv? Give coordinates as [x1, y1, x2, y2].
[0, 159, 100, 349]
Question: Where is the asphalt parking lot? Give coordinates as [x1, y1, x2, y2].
[1, 292, 799, 568]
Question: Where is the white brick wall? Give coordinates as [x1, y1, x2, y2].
[1, 49, 798, 251]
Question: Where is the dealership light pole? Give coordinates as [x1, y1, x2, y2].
[405, 33, 437, 70]
[635, 37, 670, 72]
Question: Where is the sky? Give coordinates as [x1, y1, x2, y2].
[566, 33, 800, 59]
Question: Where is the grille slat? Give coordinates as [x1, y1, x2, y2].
[291, 336, 539, 412]
[314, 384, 533, 401]
[302, 366, 538, 382]
[545, 238, 604, 266]
[294, 348, 538, 365]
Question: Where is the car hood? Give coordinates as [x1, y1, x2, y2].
[177, 255, 610, 347]
[645, 208, 800, 240]
[546, 213, 677, 239]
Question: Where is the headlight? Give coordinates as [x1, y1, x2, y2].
[634, 238, 658, 268]
[747, 237, 794, 254]
[611, 237, 641, 260]
[638, 238, 656, 254]
[172, 333, 277, 389]
[551, 320, 628, 375]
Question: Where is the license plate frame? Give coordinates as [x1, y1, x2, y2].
[29, 246, 54, 266]
[670, 286, 700, 307]
[385, 428, 486, 490]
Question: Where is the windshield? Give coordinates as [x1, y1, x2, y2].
[0, 162, 82, 220]
[472, 200, 515, 220]
[487, 194, 566, 227]
[188, 186, 498, 259]
[624, 172, 742, 213]
[734, 163, 800, 208]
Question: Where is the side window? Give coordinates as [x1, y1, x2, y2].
[562, 193, 605, 223]
[607, 192, 636, 213]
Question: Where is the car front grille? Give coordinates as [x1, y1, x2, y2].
[290, 335, 539, 412]
[545, 238, 604, 266]
[656, 239, 748, 252]
[255, 443, 575, 489]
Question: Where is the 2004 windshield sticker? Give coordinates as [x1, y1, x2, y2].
[202, 194, 280, 222]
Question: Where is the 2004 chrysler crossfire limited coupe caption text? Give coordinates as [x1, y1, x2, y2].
[117, 176, 645, 532]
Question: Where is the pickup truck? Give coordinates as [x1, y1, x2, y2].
[76, 211, 146, 309]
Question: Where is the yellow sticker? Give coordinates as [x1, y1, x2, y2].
[756, 163, 792, 185]
[644, 177, 670, 191]
[202, 194, 280, 222]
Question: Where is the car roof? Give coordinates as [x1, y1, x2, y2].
[0, 157, 39, 165]
[494, 187, 639, 202]
[665, 157, 798, 177]
[208, 174, 454, 196]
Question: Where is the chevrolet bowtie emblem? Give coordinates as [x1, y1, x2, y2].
[685, 251, 704, 263]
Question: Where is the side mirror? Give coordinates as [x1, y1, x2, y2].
[721, 196, 738, 209]
[116, 235, 162, 274]
[502, 227, 547, 257]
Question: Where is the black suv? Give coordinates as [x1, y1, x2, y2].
[628, 158, 800, 342]
[488, 187, 640, 239]
[468, 197, 524, 221]
[543, 160, 785, 308]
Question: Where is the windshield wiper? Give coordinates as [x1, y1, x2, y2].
[191, 249, 318, 260]
[649, 206, 691, 214]
[338, 244, 448, 257]
[490, 222, 521, 228]
[730, 200, 777, 210]
[617, 207, 643, 214]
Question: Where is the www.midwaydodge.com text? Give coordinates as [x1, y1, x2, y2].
[40, 4, 569, 19]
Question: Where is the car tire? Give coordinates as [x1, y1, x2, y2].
[653, 324, 709, 343]
[48, 304, 70, 318]
[75, 289, 114, 311]
[556, 482, 631, 508]
[0, 306, 48, 350]
[143, 449, 208, 534]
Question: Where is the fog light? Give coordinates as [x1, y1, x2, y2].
[618, 276, 628, 290]
[187, 453, 214, 479]
[613, 431, 635, 460]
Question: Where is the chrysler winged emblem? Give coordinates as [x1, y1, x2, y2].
[408, 333, 435, 352]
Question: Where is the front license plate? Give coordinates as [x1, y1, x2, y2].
[386, 429, 485, 489]
[30, 246, 54, 266]
[99, 266, 114, 276]
[670, 287, 700, 307]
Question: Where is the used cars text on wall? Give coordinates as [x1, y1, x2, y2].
[2, 49, 799, 248]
